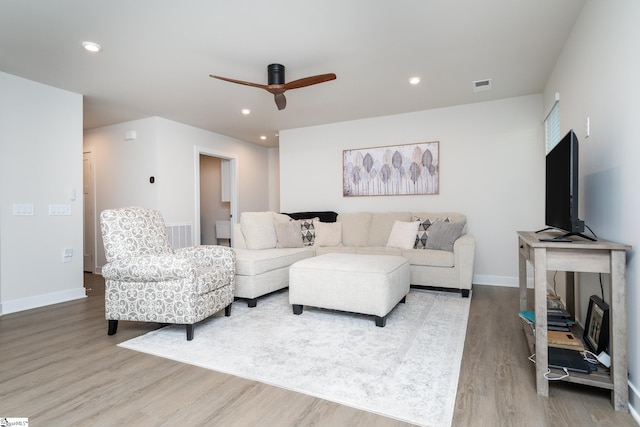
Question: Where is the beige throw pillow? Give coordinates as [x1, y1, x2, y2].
[240, 211, 277, 249]
[386, 220, 420, 250]
[275, 220, 304, 248]
[314, 222, 342, 247]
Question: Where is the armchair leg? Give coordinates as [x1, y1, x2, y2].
[225, 303, 232, 317]
[108, 320, 118, 336]
[186, 324, 194, 341]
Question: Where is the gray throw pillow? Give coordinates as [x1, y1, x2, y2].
[425, 221, 465, 252]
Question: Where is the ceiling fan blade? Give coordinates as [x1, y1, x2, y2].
[283, 73, 337, 90]
[274, 93, 287, 110]
[209, 74, 269, 90]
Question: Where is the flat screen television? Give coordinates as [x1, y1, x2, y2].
[539, 129, 595, 241]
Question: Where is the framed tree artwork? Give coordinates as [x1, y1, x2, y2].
[343, 141, 439, 197]
[583, 295, 610, 354]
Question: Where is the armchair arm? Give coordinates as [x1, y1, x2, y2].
[175, 245, 236, 273]
[102, 254, 196, 282]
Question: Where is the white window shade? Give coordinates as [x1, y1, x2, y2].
[545, 96, 561, 154]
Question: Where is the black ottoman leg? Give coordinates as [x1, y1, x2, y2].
[292, 304, 303, 315]
[375, 316, 386, 327]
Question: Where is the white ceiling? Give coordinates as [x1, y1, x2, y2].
[0, 0, 586, 148]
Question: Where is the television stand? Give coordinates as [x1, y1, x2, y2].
[517, 231, 631, 411]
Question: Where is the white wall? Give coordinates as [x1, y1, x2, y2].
[544, 0, 640, 416]
[280, 94, 544, 284]
[267, 147, 280, 212]
[0, 71, 85, 314]
[84, 116, 270, 268]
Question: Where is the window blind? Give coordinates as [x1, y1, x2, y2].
[545, 100, 560, 154]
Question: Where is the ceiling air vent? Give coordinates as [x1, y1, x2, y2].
[473, 78, 492, 92]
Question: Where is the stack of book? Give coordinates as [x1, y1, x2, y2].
[547, 307, 575, 331]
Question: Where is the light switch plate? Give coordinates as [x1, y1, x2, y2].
[13, 203, 34, 215]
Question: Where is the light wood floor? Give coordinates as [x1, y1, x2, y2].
[0, 275, 637, 426]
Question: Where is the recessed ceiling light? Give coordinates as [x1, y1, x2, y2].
[260, 135, 267, 140]
[82, 41, 102, 52]
[241, 108, 251, 115]
[409, 77, 421, 85]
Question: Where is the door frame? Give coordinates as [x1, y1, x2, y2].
[193, 146, 238, 245]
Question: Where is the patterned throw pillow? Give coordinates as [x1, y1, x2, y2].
[412, 216, 450, 249]
[300, 217, 319, 246]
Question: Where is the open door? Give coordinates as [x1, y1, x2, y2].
[83, 151, 95, 272]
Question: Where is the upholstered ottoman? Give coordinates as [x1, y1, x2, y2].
[289, 253, 410, 327]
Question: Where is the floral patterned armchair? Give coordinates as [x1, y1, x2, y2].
[100, 206, 235, 340]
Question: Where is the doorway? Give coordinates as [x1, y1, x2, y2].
[83, 151, 95, 272]
[194, 147, 238, 246]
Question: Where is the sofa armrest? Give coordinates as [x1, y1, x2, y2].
[175, 245, 236, 272]
[102, 254, 196, 282]
[453, 234, 476, 289]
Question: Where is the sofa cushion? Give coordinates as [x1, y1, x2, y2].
[425, 221, 466, 252]
[337, 212, 372, 246]
[314, 221, 342, 247]
[386, 220, 420, 249]
[234, 247, 314, 276]
[401, 248, 455, 267]
[367, 212, 412, 246]
[275, 220, 305, 248]
[355, 246, 403, 256]
[315, 246, 357, 255]
[240, 212, 277, 249]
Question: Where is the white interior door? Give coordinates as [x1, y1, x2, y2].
[83, 152, 95, 272]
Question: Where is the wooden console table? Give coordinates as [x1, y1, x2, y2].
[517, 231, 631, 411]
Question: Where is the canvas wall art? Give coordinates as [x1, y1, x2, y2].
[343, 141, 439, 197]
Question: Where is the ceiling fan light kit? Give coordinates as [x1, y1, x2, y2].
[210, 63, 336, 111]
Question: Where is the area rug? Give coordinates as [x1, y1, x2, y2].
[119, 288, 471, 427]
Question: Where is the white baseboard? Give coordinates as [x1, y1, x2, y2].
[0, 287, 86, 315]
[473, 274, 533, 288]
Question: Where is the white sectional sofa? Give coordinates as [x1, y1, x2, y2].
[232, 211, 475, 307]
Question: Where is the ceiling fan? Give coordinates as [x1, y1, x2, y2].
[210, 64, 336, 111]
